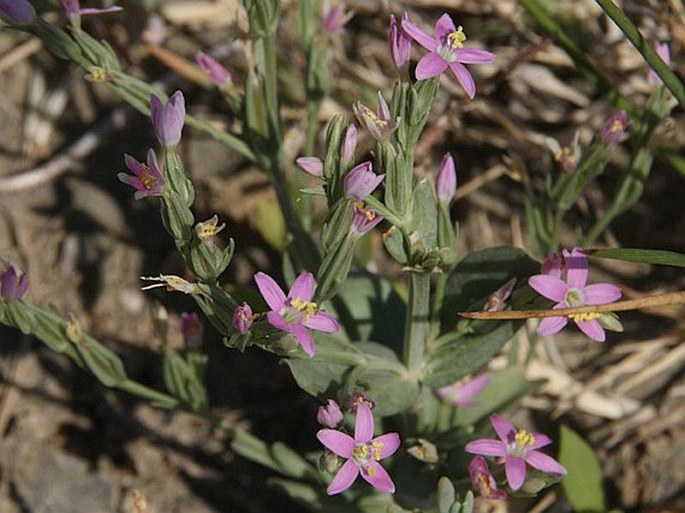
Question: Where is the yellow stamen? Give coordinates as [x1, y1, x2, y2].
[139, 170, 156, 190]
[290, 297, 317, 322]
[515, 429, 535, 447]
[569, 312, 602, 322]
[447, 26, 467, 49]
[371, 441, 384, 460]
[479, 474, 492, 496]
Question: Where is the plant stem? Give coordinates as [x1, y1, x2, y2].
[594, 0, 685, 110]
[403, 271, 431, 376]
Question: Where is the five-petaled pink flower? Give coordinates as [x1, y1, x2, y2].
[402, 13, 495, 98]
[254, 272, 339, 357]
[469, 456, 507, 499]
[118, 149, 165, 199]
[465, 414, 567, 491]
[317, 402, 400, 495]
[528, 248, 622, 342]
[344, 161, 384, 202]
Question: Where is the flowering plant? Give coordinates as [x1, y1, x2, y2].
[0, 2, 682, 512]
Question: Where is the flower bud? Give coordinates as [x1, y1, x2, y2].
[601, 110, 630, 143]
[340, 125, 357, 167]
[343, 161, 384, 201]
[389, 13, 411, 68]
[648, 41, 670, 85]
[321, 0, 352, 34]
[196, 52, 232, 88]
[181, 312, 204, 348]
[316, 399, 343, 427]
[1, 263, 28, 300]
[0, 0, 36, 24]
[232, 302, 254, 334]
[295, 157, 324, 177]
[436, 153, 456, 204]
[150, 91, 186, 148]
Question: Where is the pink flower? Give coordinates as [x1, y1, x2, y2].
[295, 157, 324, 178]
[1, 263, 28, 300]
[321, 0, 353, 34]
[344, 161, 384, 201]
[541, 250, 565, 278]
[254, 272, 339, 357]
[196, 52, 232, 88]
[389, 13, 411, 68]
[402, 14, 495, 98]
[648, 42, 671, 85]
[465, 414, 567, 491]
[317, 399, 343, 428]
[118, 149, 165, 199]
[545, 132, 581, 172]
[232, 302, 254, 334]
[436, 373, 491, 408]
[350, 203, 383, 238]
[353, 92, 398, 141]
[482, 278, 516, 312]
[0, 0, 35, 24]
[340, 125, 357, 167]
[180, 312, 204, 348]
[150, 91, 186, 148]
[435, 153, 456, 204]
[317, 403, 400, 495]
[469, 456, 507, 499]
[529, 248, 622, 342]
[602, 111, 631, 143]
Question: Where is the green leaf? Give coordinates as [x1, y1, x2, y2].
[75, 335, 128, 387]
[423, 322, 522, 388]
[333, 269, 406, 351]
[411, 179, 438, 250]
[437, 476, 456, 513]
[162, 349, 208, 411]
[585, 247, 685, 268]
[559, 425, 606, 513]
[271, 441, 316, 479]
[440, 245, 540, 330]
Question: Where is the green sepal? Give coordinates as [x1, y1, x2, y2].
[296, 0, 320, 50]
[323, 115, 347, 199]
[188, 238, 235, 283]
[437, 476, 456, 513]
[69, 28, 120, 70]
[192, 284, 237, 336]
[30, 18, 85, 64]
[382, 144, 410, 221]
[243, 0, 280, 38]
[382, 225, 409, 264]
[315, 234, 354, 302]
[160, 197, 193, 245]
[320, 199, 353, 252]
[164, 151, 195, 207]
[5, 300, 35, 334]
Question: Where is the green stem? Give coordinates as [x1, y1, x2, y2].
[403, 271, 431, 376]
[262, 32, 280, 141]
[117, 379, 179, 409]
[429, 273, 447, 343]
[594, 0, 685, 110]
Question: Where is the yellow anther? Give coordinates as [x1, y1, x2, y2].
[479, 474, 492, 495]
[367, 466, 376, 476]
[195, 215, 226, 240]
[291, 297, 317, 317]
[371, 441, 384, 460]
[139, 170, 156, 190]
[85, 67, 110, 82]
[447, 26, 467, 49]
[569, 312, 602, 322]
[515, 429, 535, 447]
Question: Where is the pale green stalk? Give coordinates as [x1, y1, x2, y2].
[404, 271, 432, 376]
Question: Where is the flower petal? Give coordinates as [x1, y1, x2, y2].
[537, 315, 568, 337]
[317, 429, 355, 458]
[464, 439, 506, 457]
[289, 272, 315, 302]
[354, 402, 374, 443]
[456, 48, 496, 64]
[290, 323, 316, 356]
[576, 319, 606, 342]
[525, 451, 567, 475]
[266, 310, 289, 332]
[434, 13, 456, 40]
[566, 249, 588, 288]
[490, 414, 516, 442]
[528, 275, 568, 302]
[305, 312, 340, 333]
[449, 62, 476, 98]
[402, 19, 437, 51]
[254, 272, 286, 310]
[361, 460, 395, 493]
[327, 459, 359, 495]
[529, 432, 553, 450]
[373, 433, 401, 458]
[415, 52, 448, 80]
[583, 283, 622, 305]
[505, 455, 527, 490]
